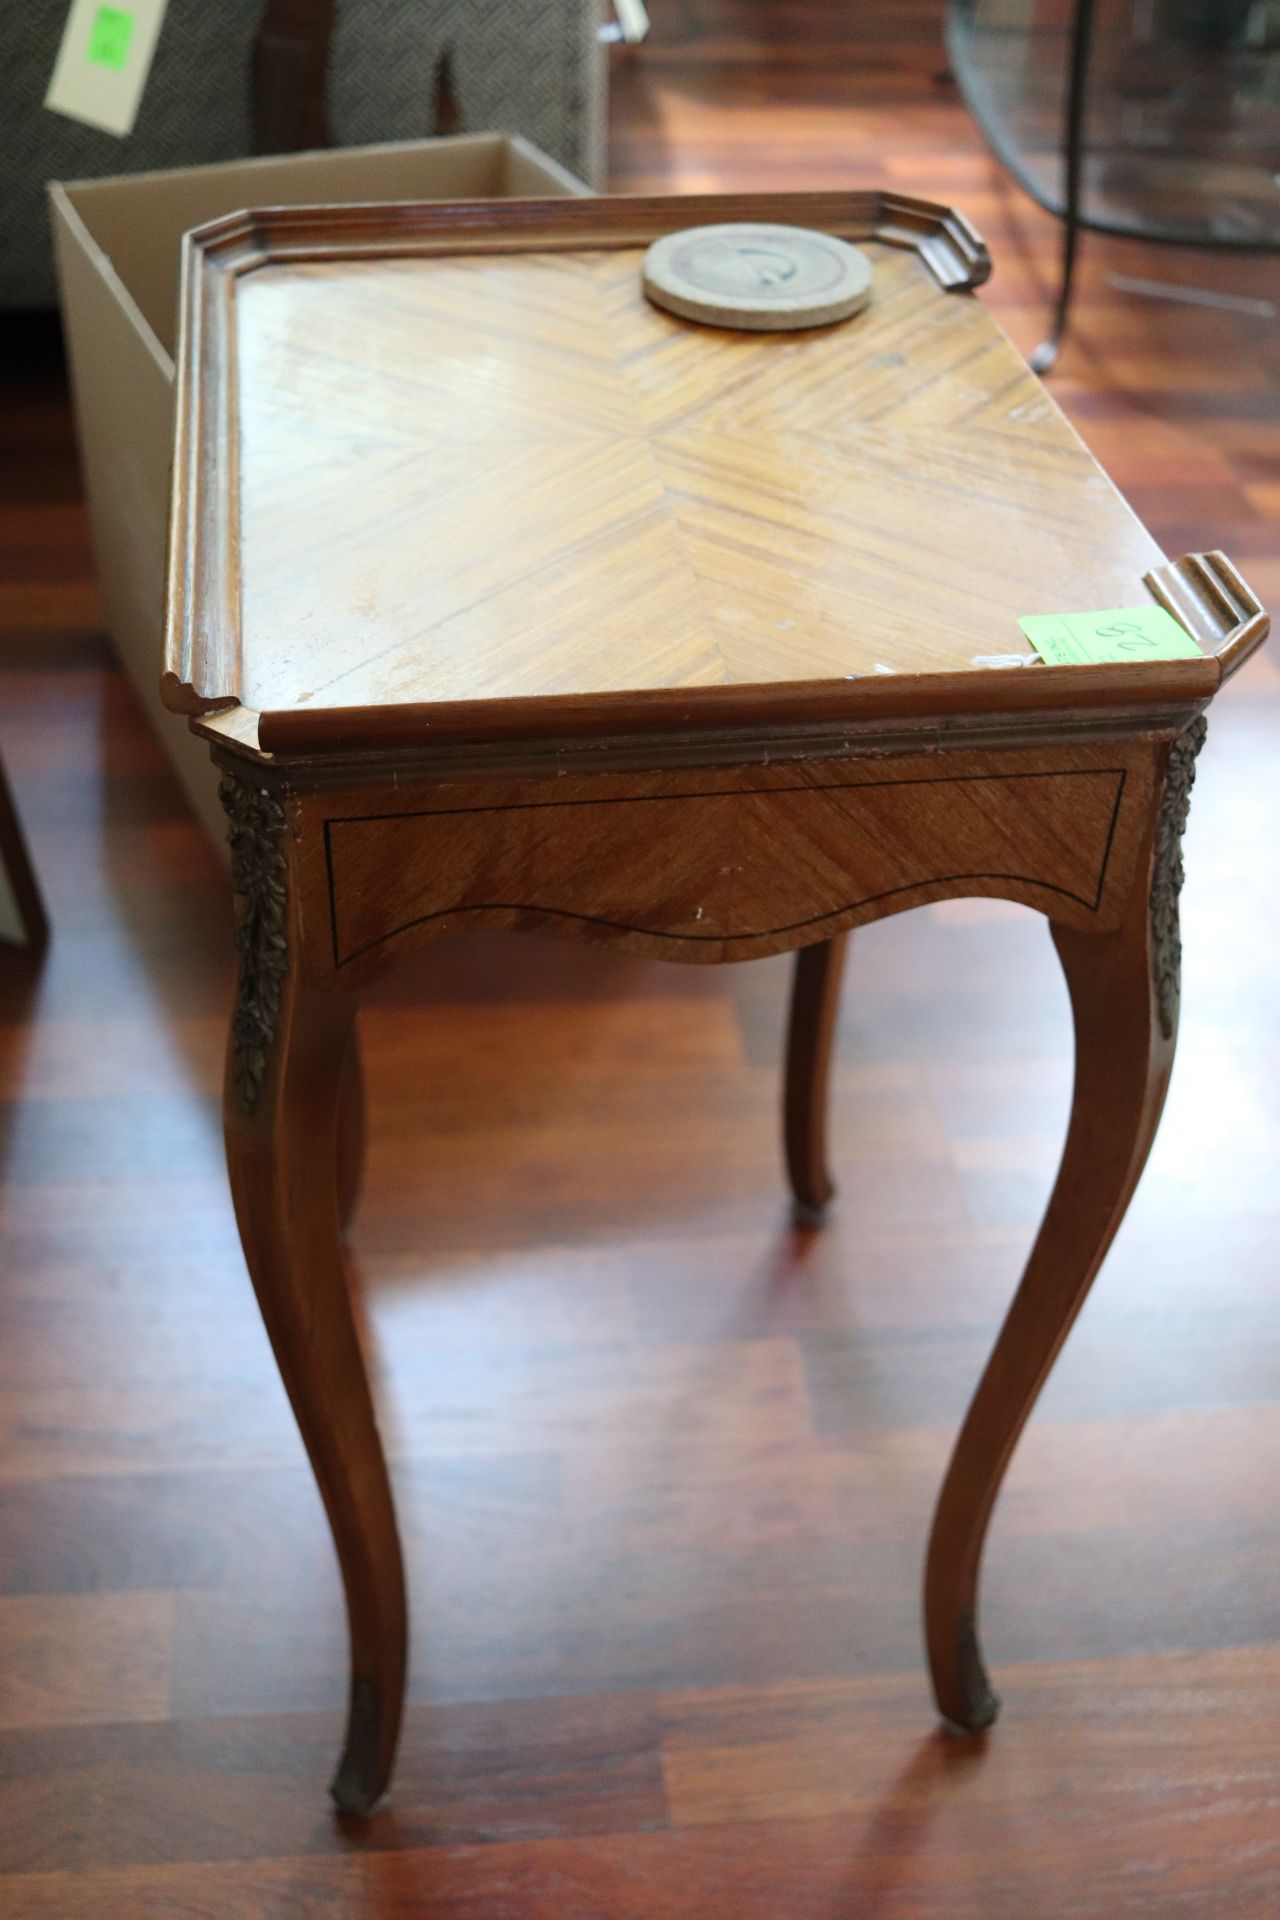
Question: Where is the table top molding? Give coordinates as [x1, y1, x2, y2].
[1143, 550, 1269, 681]
[248, 651, 1224, 758]
[173, 188, 993, 287]
[203, 691, 1211, 789]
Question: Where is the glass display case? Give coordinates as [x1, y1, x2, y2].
[946, 0, 1280, 363]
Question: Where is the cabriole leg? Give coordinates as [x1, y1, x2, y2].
[924, 721, 1203, 1729]
[784, 934, 849, 1224]
[220, 773, 406, 1815]
[337, 1022, 367, 1237]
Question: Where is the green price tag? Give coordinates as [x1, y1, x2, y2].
[1019, 605, 1202, 667]
[87, 4, 135, 70]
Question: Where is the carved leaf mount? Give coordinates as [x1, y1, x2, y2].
[221, 774, 289, 1109]
[1150, 715, 1207, 1042]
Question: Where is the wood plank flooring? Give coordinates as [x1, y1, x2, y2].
[1, 4, 1278, 1913]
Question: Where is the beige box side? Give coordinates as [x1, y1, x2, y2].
[59, 134, 588, 357]
[49, 135, 590, 857]
[50, 184, 226, 845]
[497, 133, 592, 199]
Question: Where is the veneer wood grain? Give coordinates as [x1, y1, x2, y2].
[166, 196, 1263, 755]
[305, 750, 1145, 978]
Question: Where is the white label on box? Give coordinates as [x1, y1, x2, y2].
[45, 0, 169, 137]
[613, 1, 651, 43]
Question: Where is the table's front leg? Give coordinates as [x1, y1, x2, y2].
[219, 774, 406, 1816]
[925, 719, 1204, 1731]
[336, 1022, 367, 1237]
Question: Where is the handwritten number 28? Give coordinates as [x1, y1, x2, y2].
[1093, 620, 1154, 652]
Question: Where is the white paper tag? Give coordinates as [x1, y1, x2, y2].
[45, 0, 169, 138]
[613, 1, 651, 42]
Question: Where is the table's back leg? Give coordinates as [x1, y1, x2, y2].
[784, 933, 849, 1223]
[0, 754, 49, 953]
[924, 862, 1176, 1731]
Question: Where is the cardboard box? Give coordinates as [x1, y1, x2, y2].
[50, 134, 589, 849]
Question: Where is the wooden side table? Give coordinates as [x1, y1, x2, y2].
[162, 190, 1269, 1813]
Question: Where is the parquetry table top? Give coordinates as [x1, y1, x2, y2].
[163, 194, 1266, 757]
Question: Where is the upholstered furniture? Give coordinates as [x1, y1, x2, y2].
[6, 0, 604, 306]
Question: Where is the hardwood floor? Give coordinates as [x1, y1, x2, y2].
[1, 4, 1277, 1913]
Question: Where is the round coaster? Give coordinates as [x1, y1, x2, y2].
[642, 222, 874, 332]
